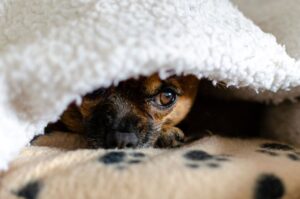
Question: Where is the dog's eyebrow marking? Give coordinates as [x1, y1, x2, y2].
[260, 143, 294, 151]
[99, 151, 126, 164]
[184, 150, 214, 161]
[15, 181, 42, 199]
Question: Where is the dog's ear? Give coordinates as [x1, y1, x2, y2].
[60, 103, 85, 134]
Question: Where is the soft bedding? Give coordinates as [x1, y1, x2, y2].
[1, 136, 300, 199]
[1, 0, 300, 198]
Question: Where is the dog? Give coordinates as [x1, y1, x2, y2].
[32, 74, 198, 149]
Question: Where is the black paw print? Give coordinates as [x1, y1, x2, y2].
[14, 180, 42, 199]
[183, 150, 231, 169]
[98, 151, 147, 169]
[256, 142, 300, 162]
[254, 174, 285, 199]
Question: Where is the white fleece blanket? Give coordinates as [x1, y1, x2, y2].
[0, 0, 300, 170]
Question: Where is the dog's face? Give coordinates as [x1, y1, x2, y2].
[61, 74, 198, 149]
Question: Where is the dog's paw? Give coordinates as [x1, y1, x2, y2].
[155, 126, 185, 148]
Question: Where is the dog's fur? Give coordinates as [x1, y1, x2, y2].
[33, 74, 198, 149]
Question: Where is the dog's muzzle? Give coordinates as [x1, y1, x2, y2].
[106, 131, 138, 149]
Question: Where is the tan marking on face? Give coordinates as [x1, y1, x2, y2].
[60, 103, 85, 134]
[162, 75, 198, 125]
[145, 74, 198, 126]
[80, 97, 101, 119]
[143, 74, 163, 95]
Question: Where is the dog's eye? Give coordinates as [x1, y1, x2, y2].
[153, 88, 177, 108]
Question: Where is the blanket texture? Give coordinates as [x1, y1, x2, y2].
[0, 0, 300, 173]
[1, 136, 300, 199]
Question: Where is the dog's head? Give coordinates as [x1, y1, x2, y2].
[62, 74, 198, 148]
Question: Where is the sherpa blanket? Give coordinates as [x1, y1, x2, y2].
[1, 0, 300, 169]
[1, 0, 300, 198]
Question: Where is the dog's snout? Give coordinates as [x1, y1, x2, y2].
[106, 131, 138, 149]
[91, 100, 143, 149]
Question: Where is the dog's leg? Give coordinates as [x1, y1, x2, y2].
[31, 131, 88, 150]
[156, 126, 185, 148]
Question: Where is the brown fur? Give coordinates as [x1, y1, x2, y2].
[33, 74, 198, 149]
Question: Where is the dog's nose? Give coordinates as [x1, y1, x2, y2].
[106, 131, 138, 149]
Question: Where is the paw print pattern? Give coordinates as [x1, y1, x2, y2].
[261, 143, 294, 151]
[98, 151, 147, 169]
[256, 142, 300, 162]
[183, 150, 231, 169]
[14, 180, 42, 199]
[254, 174, 285, 199]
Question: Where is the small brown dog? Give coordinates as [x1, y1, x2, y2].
[33, 74, 198, 149]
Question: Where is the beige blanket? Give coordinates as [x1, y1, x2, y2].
[2, 0, 300, 171]
[1, 136, 300, 199]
